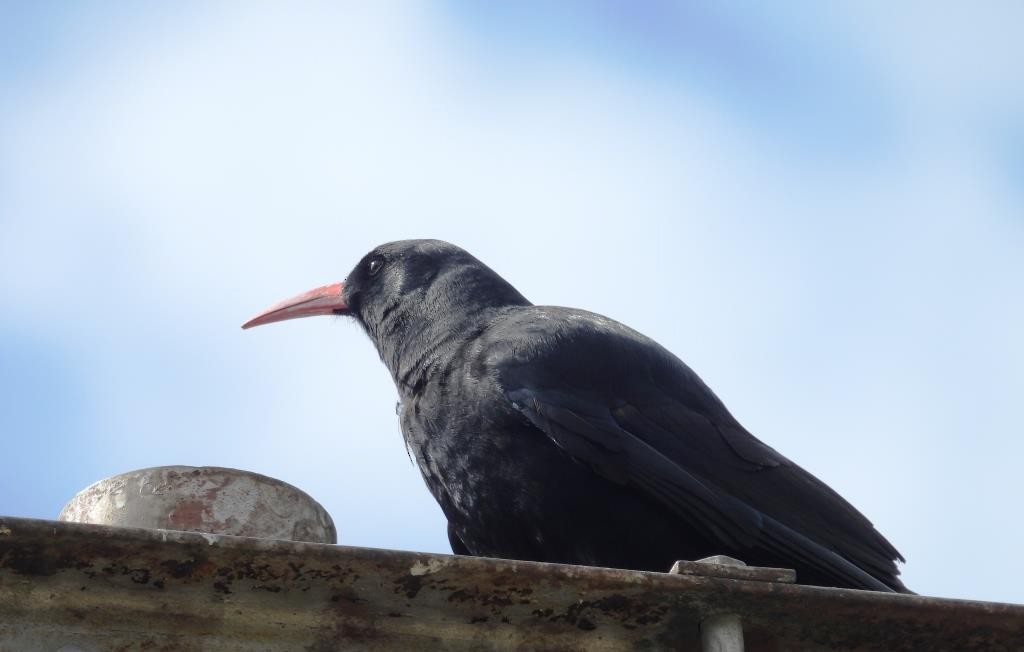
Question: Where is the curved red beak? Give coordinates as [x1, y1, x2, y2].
[242, 282, 349, 329]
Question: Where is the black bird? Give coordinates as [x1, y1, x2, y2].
[243, 239, 907, 592]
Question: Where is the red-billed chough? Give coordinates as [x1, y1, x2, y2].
[243, 239, 908, 592]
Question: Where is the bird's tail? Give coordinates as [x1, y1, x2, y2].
[759, 516, 909, 592]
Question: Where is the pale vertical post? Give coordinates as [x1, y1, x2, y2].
[671, 555, 746, 652]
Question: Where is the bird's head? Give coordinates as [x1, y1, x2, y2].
[243, 239, 529, 381]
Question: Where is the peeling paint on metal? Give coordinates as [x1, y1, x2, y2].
[409, 558, 448, 576]
[57, 466, 337, 544]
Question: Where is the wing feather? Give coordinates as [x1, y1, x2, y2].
[491, 309, 906, 591]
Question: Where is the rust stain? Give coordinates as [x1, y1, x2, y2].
[167, 499, 209, 531]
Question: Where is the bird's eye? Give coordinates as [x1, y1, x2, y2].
[368, 258, 383, 276]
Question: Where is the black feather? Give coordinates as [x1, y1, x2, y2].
[336, 239, 908, 592]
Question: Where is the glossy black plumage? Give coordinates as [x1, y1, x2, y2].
[339, 239, 907, 591]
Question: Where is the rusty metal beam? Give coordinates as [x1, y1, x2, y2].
[1, 516, 1022, 651]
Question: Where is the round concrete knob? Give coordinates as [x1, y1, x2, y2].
[58, 465, 337, 544]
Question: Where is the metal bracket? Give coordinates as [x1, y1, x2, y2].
[670, 555, 796, 652]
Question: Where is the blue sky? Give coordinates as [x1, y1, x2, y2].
[1, 2, 1022, 602]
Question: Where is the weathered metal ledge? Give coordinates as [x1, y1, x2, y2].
[1, 516, 1021, 651]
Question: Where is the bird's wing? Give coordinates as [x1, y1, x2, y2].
[492, 313, 904, 591]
